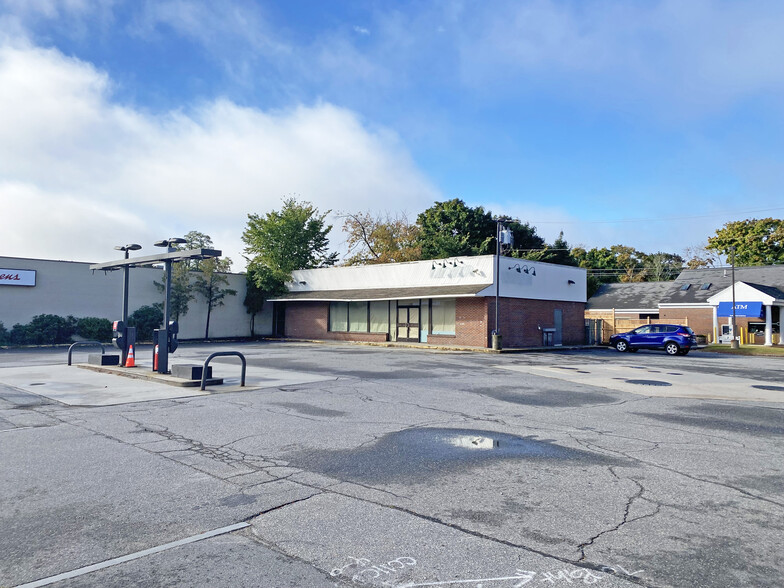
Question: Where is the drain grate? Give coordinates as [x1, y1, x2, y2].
[625, 379, 672, 387]
[752, 385, 784, 392]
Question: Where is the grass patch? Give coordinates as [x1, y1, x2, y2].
[701, 345, 784, 357]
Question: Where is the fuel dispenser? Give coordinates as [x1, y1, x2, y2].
[112, 320, 136, 366]
[152, 320, 179, 373]
[168, 320, 179, 353]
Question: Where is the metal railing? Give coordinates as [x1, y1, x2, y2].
[67, 341, 106, 366]
[201, 351, 246, 391]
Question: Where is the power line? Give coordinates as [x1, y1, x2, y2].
[529, 206, 784, 225]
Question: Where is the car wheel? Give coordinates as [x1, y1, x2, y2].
[615, 340, 628, 352]
[665, 342, 680, 356]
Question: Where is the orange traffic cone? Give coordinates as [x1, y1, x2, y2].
[125, 344, 136, 367]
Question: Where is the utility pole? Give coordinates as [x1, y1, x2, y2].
[493, 218, 512, 350]
[730, 246, 739, 349]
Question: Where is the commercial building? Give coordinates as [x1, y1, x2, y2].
[272, 255, 587, 348]
[586, 265, 784, 345]
[1, 254, 587, 349]
[0, 256, 262, 341]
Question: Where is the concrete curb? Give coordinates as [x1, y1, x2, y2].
[259, 337, 606, 354]
[78, 363, 224, 387]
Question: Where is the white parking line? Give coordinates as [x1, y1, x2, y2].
[15, 522, 250, 588]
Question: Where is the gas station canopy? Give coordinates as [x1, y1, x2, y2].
[89, 248, 222, 271]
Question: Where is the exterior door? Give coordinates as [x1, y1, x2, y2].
[397, 305, 420, 342]
[272, 302, 286, 337]
[554, 309, 563, 346]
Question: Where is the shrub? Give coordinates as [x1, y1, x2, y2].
[10, 314, 76, 345]
[128, 305, 163, 342]
[76, 317, 113, 342]
[10, 323, 29, 345]
[0, 321, 9, 346]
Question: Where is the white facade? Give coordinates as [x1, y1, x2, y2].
[289, 255, 587, 303]
[707, 282, 783, 346]
[0, 256, 272, 340]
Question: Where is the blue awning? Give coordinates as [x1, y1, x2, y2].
[717, 301, 763, 317]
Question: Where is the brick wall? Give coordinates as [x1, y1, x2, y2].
[659, 308, 714, 338]
[429, 297, 488, 348]
[284, 301, 388, 342]
[490, 298, 585, 347]
[284, 297, 584, 348]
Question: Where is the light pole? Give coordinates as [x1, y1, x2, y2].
[729, 246, 739, 349]
[113, 244, 142, 326]
[154, 237, 186, 373]
[493, 218, 511, 350]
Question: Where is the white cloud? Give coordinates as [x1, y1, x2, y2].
[456, 0, 784, 116]
[0, 41, 440, 268]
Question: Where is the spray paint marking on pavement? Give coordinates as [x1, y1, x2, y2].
[15, 522, 250, 588]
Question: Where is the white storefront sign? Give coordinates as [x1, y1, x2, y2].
[0, 269, 36, 286]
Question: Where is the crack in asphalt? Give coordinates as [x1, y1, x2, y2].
[576, 470, 661, 563]
[571, 433, 784, 510]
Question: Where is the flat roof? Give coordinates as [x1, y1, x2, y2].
[270, 283, 493, 302]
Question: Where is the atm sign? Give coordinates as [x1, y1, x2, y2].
[0, 269, 36, 286]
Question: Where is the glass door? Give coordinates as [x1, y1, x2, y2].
[396, 305, 420, 342]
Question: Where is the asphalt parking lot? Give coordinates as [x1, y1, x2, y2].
[1, 342, 783, 588]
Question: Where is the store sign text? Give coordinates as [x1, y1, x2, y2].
[0, 269, 36, 286]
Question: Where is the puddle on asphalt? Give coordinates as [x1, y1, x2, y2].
[469, 387, 618, 407]
[286, 427, 623, 484]
[752, 385, 784, 392]
[634, 403, 784, 435]
[625, 379, 672, 387]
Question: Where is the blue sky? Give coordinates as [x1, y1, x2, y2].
[2, 0, 784, 268]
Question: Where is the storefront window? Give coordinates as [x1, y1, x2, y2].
[349, 301, 368, 332]
[329, 302, 348, 332]
[369, 301, 389, 333]
[431, 298, 456, 335]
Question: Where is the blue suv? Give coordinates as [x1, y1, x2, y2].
[610, 324, 697, 356]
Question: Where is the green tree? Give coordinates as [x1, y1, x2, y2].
[193, 256, 237, 339]
[684, 244, 721, 269]
[128, 305, 164, 342]
[243, 197, 338, 296]
[243, 274, 268, 336]
[572, 245, 649, 297]
[523, 231, 574, 265]
[505, 221, 547, 257]
[644, 252, 684, 281]
[706, 218, 784, 265]
[154, 261, 194, 322]
[415, 199, 496, 259]
[154, 231, 232, 324]
[76, 317, 113, 342]
[341, 211, 422, 265]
